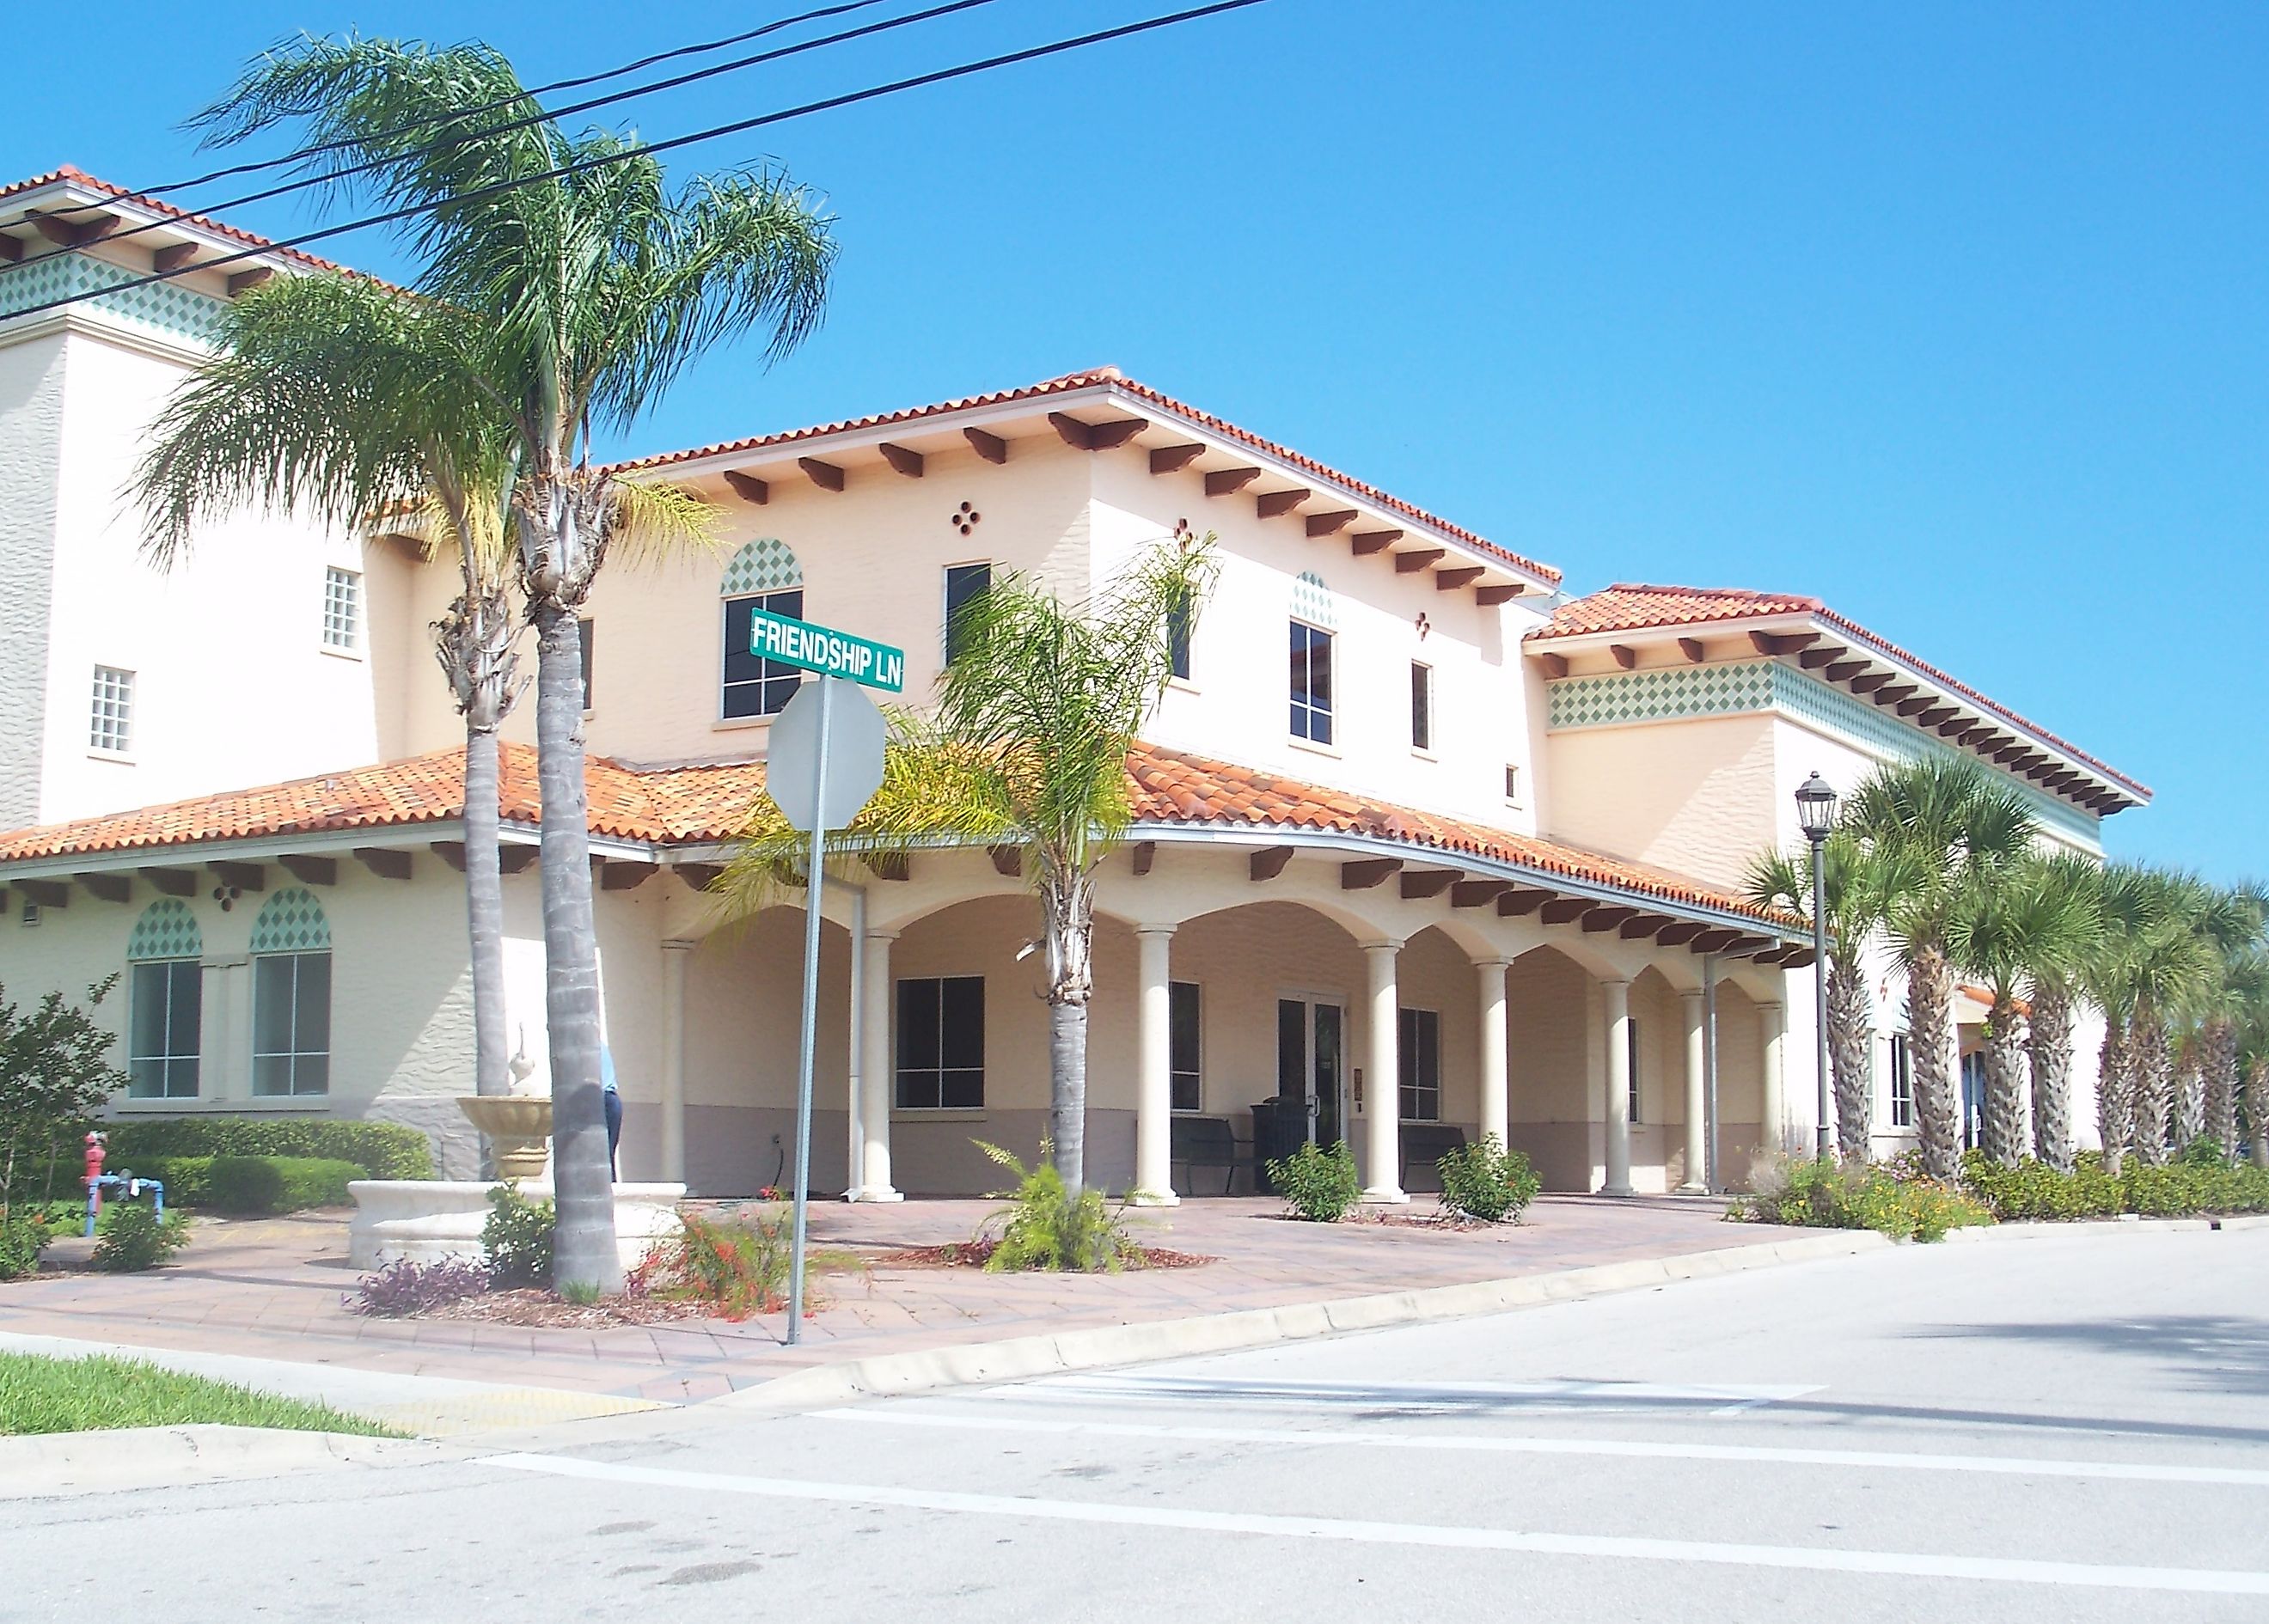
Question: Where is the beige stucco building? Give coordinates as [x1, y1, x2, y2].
[0, 168, 2151, 1198]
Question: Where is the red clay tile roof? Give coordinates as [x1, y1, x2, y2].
[1528, 583, 2148, 800]
[0, 165, 394, 285]
[611, 367, 1561, 587]
[0, 742, 1788, 931]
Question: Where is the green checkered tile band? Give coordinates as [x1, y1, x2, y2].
[0, 251, 225, 344]
[1292, 571, 1334, 630]
[125, 899, 201, 962]
[248, 887, 331, 954]
[720, 537, 802, 595]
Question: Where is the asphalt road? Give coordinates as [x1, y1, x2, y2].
[9, 1225, 2268, 1622]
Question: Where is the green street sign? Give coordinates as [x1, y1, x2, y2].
[746, 606, 904, 693]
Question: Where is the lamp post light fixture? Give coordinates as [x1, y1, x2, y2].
[1795, 772, 1838, 1159]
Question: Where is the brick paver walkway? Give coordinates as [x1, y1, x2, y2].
[1, 1195, 1765, 1405]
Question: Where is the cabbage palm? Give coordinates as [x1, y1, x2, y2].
[133, 273, 524, 1134]
[724, 540, 1216, 1197]
[196, 36, 835, 1290]
[2017, 852, 2104, 1171]
[1746, 833, 1896, 1161]
[1948, 853, 2096, 1168]
[1844, 757, 2035, 1181]
[2229, 950, 2269, 1164]
[2186, 886, 2266, 1159]
[2085, 866, 2217, 1169]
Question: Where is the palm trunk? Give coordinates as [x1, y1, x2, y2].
[2096, 1017, 2131, 1175]
[2026, 982, 2075, 1171]
[463, 723, 509, 1104]
[2129, 1014, 2171, 1168]
[1826, 956, 1874, 1163]
[530, 598, 620, 1293]
[1906, 947, 1963, 1181]
[2247, 1057, 2269, 1168]
[2203, 1018, 2240, 1160]
[1039, 864, 1094, 1195]
[1980, 996, 2028, 1168]
[2172, 1045, 2205, 1153]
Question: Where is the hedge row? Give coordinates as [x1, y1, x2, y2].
[1961, 1149, 2269, 1222]
[120, 1155, 364, 1214]
[95, 1119, 432, 1181]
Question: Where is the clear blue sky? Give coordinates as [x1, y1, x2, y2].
[9, 2, 2263, 880]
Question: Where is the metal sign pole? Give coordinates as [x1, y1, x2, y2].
[786, 676, 835, 1345]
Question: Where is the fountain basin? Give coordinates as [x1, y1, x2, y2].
[456, 1094, 553, 1181]
[346, 1179, 688, 1271]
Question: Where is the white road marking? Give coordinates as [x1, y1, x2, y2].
[987, 1375, 1824, 1416]
[816, 1406, 2269, 1488]
[481, 1451, 2269, 1595]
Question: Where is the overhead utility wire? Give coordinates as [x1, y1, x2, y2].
[4, 0, 1269, 327]
[11, 0, 1003, 274]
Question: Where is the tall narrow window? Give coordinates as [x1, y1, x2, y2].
[721, 588, 806, 717]
[321, 566, 361, 650]
[896, 975, 984, 1108]
[1504, 764, 1522, 803]
[1888, 1034, 1914, 1128]
[944, 563, 992, 664]
[1170, 980, 1202, 1111]
[1289, 622, 1333, 744]
[1167, 597, 1192, 682]
[249, 888, 331, 1097]
[1627, 1017, 1642, 1124]
[126, 899, 204, 1101]
[1410, 662, 1433, 751]
[577, 618, 596, 711]
[1398, 1007, 1441, 1121]
[89, 666, 133, 754]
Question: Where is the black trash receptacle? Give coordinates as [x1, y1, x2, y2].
[1249, 1097, 1310, 1194]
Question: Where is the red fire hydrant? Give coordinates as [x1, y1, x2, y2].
[83, 1131, 107, 1234]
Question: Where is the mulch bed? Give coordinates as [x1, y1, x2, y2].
[397, 1287, 729, 1328]
[872, 1241, 1214, 1270]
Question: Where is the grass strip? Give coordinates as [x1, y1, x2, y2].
[0, 1352, 401, 1438]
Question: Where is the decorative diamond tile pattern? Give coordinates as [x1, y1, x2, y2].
[1292, 570, 1335, 630]
[719, 537, 802, 595]
[125, 899, 201, 962]
[1547, 661, 1775, 730]
[0, 252, 224, 344]
[248, 888, 331, 955]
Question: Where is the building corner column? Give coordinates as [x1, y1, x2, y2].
[1602, 978, 1634, 1196]
[1132, 925, 1179, 1206]
[1475, 957, 1511, 1148]
[1759, 998, 1787, 1158]
[854, 928, 903, 1201]
[1679, 987, 1707, 1193]
[1362, 940, 1407, 1204]
[659, 938, 694, 1184]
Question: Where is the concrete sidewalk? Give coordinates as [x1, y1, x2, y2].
[0, 1195, 1832, 1417]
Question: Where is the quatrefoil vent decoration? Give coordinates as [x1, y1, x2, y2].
[950, 501, 982, 537]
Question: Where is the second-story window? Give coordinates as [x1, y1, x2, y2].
[1289, 621, 1333, 744]
[1410, 662, 1433, 752]
[89, 666, 134, 754]
[944, 562, 992, 664]
[722, 589, 805, 718]
[321, 567, 361, 650]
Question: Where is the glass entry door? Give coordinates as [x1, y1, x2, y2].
[1277, 998, 1347, 1149]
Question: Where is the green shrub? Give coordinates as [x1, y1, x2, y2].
[1960, 1151, 2123, 1221]
[1738, 1155, 1991, 1242]
[196, 1156, 364, 1215]
[0, 1212, 54, 1281]
[1437, 1134, 1542, 1224]
[481, 1186, 554, 1288]
[118, 1156, 213, 1206]
[974, 1141, 1134, 1273]
[2122, 1159, 2269, 1218]
[93, 1119, 432, 1181]
[1268, 1140, 1362, 1224]
[91, 1203, 188, 1272]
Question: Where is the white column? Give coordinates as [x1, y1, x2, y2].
[1133, 925, 1179, 1206]
[1679, 988, 1707, 1193]
[1759, 999, 1787, 1158]
[1602, 978, 1633, 1195]
[659, 938, 694, 1184]
[1475, 957, 1511, 1148]
[1362, 940, 1407, 1204]
[854, 928, 902, 1201]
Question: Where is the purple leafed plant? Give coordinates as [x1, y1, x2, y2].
[346, 1255, 490, 1316]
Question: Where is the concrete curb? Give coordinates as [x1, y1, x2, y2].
[724, 1229, 1890, 1413]
[0, 1424, 435, 1500]
[1945, 1213, 2269, 1242]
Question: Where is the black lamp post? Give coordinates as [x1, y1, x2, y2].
[1795, 772, 1838, 1159]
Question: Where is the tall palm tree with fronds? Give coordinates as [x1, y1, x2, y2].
[2017, 852, 2104, 1170]
[2186, 886, 2266, 1159]
[1844, 757, 2036, 1181]
[1948, 853, 2096, 1167]
[2086, 866, 2217, 1169]
[133, 273, 525, 1134]
[2229, 949, 2269, 1165]
[194, 36, 835, 1290]
[1746, 832, 1897, 1162]
[723, 539, 1216, 1197]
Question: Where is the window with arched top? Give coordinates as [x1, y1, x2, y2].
[249, 888, 331, 1096]
[1289, 571, 1336, 744]
[720, 537, 806, 718]
[126, 899, 202, 1099]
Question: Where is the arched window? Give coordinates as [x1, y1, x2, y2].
[126, 899, 202, 1100]
[249, 888, 331, 1096]
[720, 537, 805, 718]
[1289, 571, 1336, 745]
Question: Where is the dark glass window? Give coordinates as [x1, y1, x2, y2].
[253, 951, 330, 1096]
[896, 975, 984, 1108]
[1627, 1017, 1642, 1124]
[129, 960, 201, 1100]
[577, 618, 596, 711]
[944, 564, 992, 664]
[1410, 662, 1432, 751]
[1170, 980, 1202, 1112]
[1398, 1007, 1440, 1121]
[1289, 621, 1333, 743]
[722, 588, 806, 718]
[1167, 598, 1192, 682]
[1889, 1034, 1914, 1128]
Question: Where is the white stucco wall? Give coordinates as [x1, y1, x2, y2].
[0, 330, 64, 831]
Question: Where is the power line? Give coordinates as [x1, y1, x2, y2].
[12, 0, 1002, 275]
[4, 0, 1269, 327]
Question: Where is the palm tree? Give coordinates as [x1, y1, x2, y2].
[2088, 867, 2217, 1169]
[1746, 832, 1894, 1162]
[1844, 757, 2036, 1181]
[2229, 949, 2269, 1164]
[1948, 853, 2095, 1167]
[132, 273, 525, 1138]
[2186, 886, 2266, 1159]
[724, 538, 1216, 1197]
[2017, 852, 2103, 1171]
[196, 37, 835, 1290]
